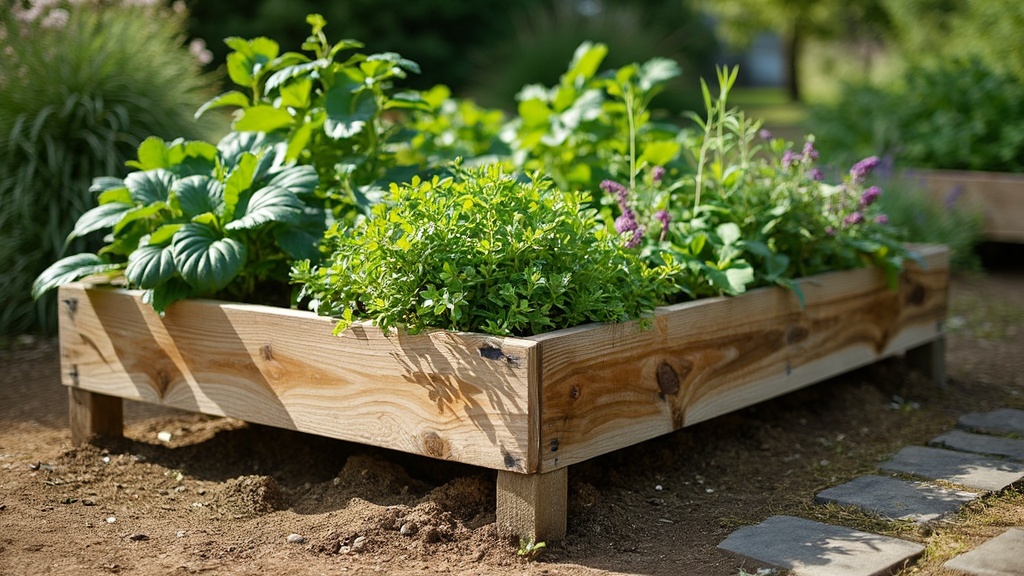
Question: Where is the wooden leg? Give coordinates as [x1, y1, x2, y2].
[906, 336, 946, 388]
[68, 388, 123, 446]
[496, 467, 568, 543]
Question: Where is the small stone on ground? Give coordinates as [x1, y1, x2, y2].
[944, 528, 1024, 576]
[814, 475, 977, 523]
[929, 429, 1024, 462]
[958, 409, 1024, 435]
[879, 446, 1024, 492]
[717, 515, 924, 576]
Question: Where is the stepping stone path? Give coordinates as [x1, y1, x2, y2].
[717, 408, 1024, 575]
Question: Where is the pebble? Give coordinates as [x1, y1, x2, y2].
[128, 533, 149, 541]
[286, 533, 306, 544]
[176, 531, 186, 538]
[106, 516, 116, 524]
[81, 499, 95, 506]
[399, 522, 417, 536]
[351, 536, 367, 552]
[157, 431, 173, 443]
[654, 484, 663, 491]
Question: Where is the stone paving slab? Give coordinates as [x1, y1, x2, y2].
[944, 527, 1024, 576]
[879, 446, 1024, 492]
[717, 515, 924, 576]
[930, 429, 1024, 462]
[958, 408, 1024, 435]
[814, 475, 977, 523]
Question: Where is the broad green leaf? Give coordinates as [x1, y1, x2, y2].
[113, 202, 169, 235]
[89, 176, 125, 195]
[149, 223, 183, 246]
[172, 223, 247, 293]
[127, 136, 169, 170]
[227, 185, 303, 230]
[383, 92, 432, 111]
[266, 165, 318, 196]
[195, 91, 251, 119]
[264, 60, 326, 93]
[217, 131, 277, 169]
[144, 277, 193, 314]
[324, 81, 377, 139]
[174, 175, 224, 218]
[716, 222, 742, 246]
[224, 36, 280, 86]
[98, 187, 131, 205]
[274, 224, 321, 261]
[126, 244, 177, 288]
[279, 78, 312, 109]
[234, 105, 294, 133]
[31, 254, 122, 299]
[125, 169, 175, 205]
[639, 140, 681, 167]
[724, 263, 754, 293]
[285, 121, 316, 163]
[223, 153, 258, 221]
[67, 202, 132, 242]
[563, 42, 608, 88]
[638, 57, 682, 91]
[327, 39, 365, 61]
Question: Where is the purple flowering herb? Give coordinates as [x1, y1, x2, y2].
[850, 156, 881, 184]
[802, 141, 819, 161]
[859, 185, 881, 207]
[600, 179, 630, 212]
[809, 168, 824, 181]
[654, 209, 671, 241]
[843, 211, 865, 226]
[759, 129, 773, 140]
[873, 214, 889, 225]
[614, 213, 637, 234]
[624, 226, 646, 249]
[782, 150, 799, 168]
[825, 226, 836, 236]
[651, 166, 666, 184]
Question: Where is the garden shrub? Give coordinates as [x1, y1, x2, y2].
[0, 0, 223, 336]
[809, 59, 1024, 173]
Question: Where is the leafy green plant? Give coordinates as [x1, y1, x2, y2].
[516, 538, 547, 561]
[810, 59, 1024, 173]
[196, 13, 434, 222]
[32, 133, 324, 311]
[292, 164, 681, 337]
[0, 0, 224, 335]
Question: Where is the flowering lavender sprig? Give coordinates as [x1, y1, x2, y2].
[602, 179, 645, 248]
[843, 211, 864, 226]
[850, 156, 880, 184]
[654, 210, 670, 242]
[651, 166, 665, 184]
[859, 185, 881, 207]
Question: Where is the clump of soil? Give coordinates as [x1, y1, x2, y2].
[218, 475, 288, 517]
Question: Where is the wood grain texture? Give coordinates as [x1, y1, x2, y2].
[496, 468, 568, 542]
[533, 245, 950, 472]
[906, 169, 1024, 242]
[58, 284, 538, 472]
[68, 388, 123, 446]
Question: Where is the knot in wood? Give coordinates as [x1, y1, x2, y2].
[785, 325, 809, 344]
[421, 431, 450, 459]
[569, 385, 581, 400]
[656, 362, 680, 396]
[907, 284, 926, 306]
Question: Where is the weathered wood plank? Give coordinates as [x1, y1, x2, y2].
[533, 245, 950, 472]
[906, 169, 1024, 242]
[68, 388, 123, 446]
[58, 284, 538, 473]
[496, 468, 568, 543]
[906, 336, 947, 388]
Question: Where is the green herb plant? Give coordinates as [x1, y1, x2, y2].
[195, 14, 433, 222]
[292, 164, 682, 337]
[32, 133, 323, 312]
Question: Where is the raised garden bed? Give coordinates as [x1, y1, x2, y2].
[59, 245, 949, 542]
[906, 169, 1024, 243]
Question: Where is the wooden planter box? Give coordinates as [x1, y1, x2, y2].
[59, 245, 950, 542]
[905, 169, 1024, 242]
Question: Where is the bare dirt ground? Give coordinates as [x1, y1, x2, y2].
[1, 261, 1022, 576]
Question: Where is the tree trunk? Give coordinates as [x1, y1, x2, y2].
[784, 24, 802, 102]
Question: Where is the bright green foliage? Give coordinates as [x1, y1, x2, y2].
[810, 59, 1024, 173]
[196, 14, 433, 222]
[292, 165, 681, 337]
[505, 42, 686, 194]
[602, 66, 910, 301]
[399, 85, 510, 167]
[33, 134, 324, 312]
[0, 1, 223, 335]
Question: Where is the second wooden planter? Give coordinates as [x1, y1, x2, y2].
[59, 245, 950, 542]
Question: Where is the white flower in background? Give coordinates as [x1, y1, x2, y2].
[189, 38, 214, 66]
[40, 8, 69, 29]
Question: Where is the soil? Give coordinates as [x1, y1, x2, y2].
[1, 266, 1022, 576]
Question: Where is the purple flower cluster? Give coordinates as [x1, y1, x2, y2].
[849, 156, 880, 184]
[654, 210, 671, 242]
[651, 166, 665, 184]
[782, 140, 820, 173]
[859, 186, 881, 207]
[601, 179, 645, 248]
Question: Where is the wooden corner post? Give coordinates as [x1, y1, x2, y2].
[906, 336, 946, 388]
[496, 468, 568, 543]
[68, 388, 124, 446]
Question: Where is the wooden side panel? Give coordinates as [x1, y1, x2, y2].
[906, 169, 1024, 242]
[534, 246, 950, 472]
[57, 285, 538, 473]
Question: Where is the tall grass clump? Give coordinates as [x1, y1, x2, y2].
[0, 0, 225, 337]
